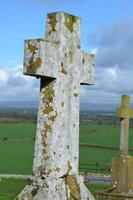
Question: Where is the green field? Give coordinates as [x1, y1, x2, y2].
[1, 123, 133, 174]
[0, 179, 26, 200]
[0, 122, 133, 199]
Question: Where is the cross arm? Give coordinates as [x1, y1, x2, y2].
[117, 107, 133, 119]
[24, 39, 59, 78]
[80, 51, 95, 85]
[117, 95, 133, 119]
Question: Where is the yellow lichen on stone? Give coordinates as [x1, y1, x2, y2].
[44, 124, 52, 134]
[43, 154, 49, 160]
[27, 57, 42, 74]
[74, 92, 78, 97]
[42, 140, 48, 148]
[59, 63, 67, 75]
[28, 43, 38, 53]
[65, 175, 81, 200]
[38, 165, 46, 176]
[82, 58, 85, 64]
[67, 161, 72, 175]
[42, 83, 54, 102]
[47, 166, 61, 174]
[48, 169, 52, 174]
[55, 166, 61, 173]
[64, 13, 77, 33]
[48, 112, 57, 122]
[43, 105, 54, 114]
[48, 13, 57, 33]
[31, 188, 38, 197]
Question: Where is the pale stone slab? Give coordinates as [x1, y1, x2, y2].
[111, 155, 133, 193]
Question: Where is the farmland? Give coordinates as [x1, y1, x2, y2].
[1, 122, 133, 174]
[0, 122, 133, 199]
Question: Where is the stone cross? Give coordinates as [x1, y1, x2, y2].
[111, 95, 133, 194]
[18, 12, 95, 200]
[117, 95, 133, 156]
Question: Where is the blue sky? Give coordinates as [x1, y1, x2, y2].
[0, 0, 133, 105]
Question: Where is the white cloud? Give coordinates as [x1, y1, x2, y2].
[80, 18, 133, 105]
[0, 65, 39, 102]
[80, 65, 133, 104]
[0, 69, 8, 82]
[90, 47, 98, 55]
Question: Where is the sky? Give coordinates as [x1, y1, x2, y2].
[0, 0, 133, 106]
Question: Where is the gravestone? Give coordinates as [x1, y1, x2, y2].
[17, 12, 95, 200]
[111, 95, 133, 194]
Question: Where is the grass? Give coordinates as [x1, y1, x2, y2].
[0, 122, 128, 199]
[0, 123, 36, 138]
[0, 140, 34, 174]
[79, 123, 133, 172]
[85, 182, 110, 198]
[80, 123, 133, 147]
[0, 179, 26, 200]
[1, 123, 133, 174]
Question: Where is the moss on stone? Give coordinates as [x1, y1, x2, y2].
[43, 154, 50, 160]
[48, 13, 57, 33]
[59, 63, 67, 75]
[48, 112, 57, 122]
[65, 175, 81, 200]
[31, 188, 38, 197]
[43, 105, 54, 114]
[27, 57, 42, 74]
[38, 165, 46, 176]
[82, 58, 85, 64]
[44, 124, 52, 134]
[64, 13, 77, 33]
[42, 83, 54, 102]
[55, 166, 61, 173]
[74, 92, 78, 97]
[27, 178, 33, 185]
[67, 161, 72, 174]
[28, 43, 38, 53]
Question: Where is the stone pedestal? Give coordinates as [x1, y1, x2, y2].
[111, 155, 133, 193]
[17, 175, 94, 200]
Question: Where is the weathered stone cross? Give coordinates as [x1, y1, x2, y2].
[111, 95, 133, 193]
[18, 12, 95, 200]
[117, 95, 133, 155]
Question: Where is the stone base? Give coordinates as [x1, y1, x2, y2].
[111, 155, 133, 193]
[17, 175, 95, 200]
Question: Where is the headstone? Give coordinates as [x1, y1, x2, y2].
[111, 95, 133, 193]
[17, 12, 95, 200]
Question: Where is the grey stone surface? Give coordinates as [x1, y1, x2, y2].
[17, 12, 95, 200]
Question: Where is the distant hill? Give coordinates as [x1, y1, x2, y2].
[80, 102, 118, 112]
[0, 101, 118, 112]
